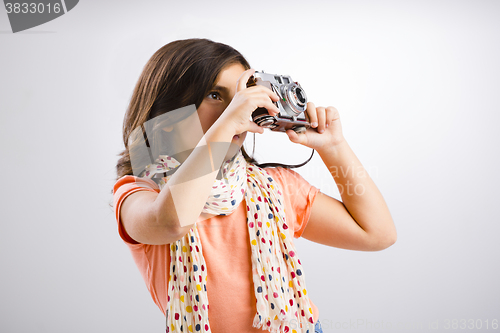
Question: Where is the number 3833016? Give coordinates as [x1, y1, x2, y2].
[443, 319, 498, 330]
[5, 3, 62, 14]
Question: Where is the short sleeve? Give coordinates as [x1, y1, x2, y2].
[266, 167, 320, 238]
[112, 175, 160, 246]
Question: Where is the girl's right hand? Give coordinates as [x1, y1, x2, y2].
[214, 68, 281, 136]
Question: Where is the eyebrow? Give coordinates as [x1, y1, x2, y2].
[211, 85, 230, 95]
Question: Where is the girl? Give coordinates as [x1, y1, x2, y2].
[112, 38, 396, 333]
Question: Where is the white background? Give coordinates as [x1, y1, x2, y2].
[1, 0, 499, 332]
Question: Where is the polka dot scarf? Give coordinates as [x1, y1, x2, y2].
[140, 150, 316, 333]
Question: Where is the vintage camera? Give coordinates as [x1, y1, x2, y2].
[247, 71, 310, 134]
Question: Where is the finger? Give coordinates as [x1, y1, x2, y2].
[245, 92, 280, 116]
[316, 107, 326, 133]
[325, 106, 334, 128]
[285, 129, 306, 145]
[245, 85, 280, 102]
[325, 106, 339, 128]
[261, 85, 280, 102]
[257, 98, 280, 116]
[247, 121, 265, 134]
[305, 102, 318, 128]
[236, 68, 256, 92]
[285, 129, 299, 143]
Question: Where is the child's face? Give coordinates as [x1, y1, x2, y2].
[196, 62, 248, 147]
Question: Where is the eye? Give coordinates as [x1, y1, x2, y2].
[207, 91, 222, 101]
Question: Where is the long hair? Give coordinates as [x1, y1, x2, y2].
[114, 38, 312, 189]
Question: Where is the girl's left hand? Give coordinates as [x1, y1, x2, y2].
[285, 102, 345, 152]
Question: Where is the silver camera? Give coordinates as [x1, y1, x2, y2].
[247, 71, 310, 134]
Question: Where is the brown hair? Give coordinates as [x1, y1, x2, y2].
[114, 38, 256, 182]
[111, 38, 312, 205]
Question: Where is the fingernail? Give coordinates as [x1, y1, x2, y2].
[320, 129, 325, 133]
[311, 122, 318, 128]
[326, 123, 329, 128]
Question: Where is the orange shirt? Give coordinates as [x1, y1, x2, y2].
[113, 167, 320, 332]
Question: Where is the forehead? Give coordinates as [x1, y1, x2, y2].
[214, 63, 246, 88]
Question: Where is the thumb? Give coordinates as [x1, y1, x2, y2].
[286, 129, 306, 144]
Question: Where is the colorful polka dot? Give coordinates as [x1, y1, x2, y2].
[158, 151, 313, 332]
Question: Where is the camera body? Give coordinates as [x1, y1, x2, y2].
[247, 71, 310, 134]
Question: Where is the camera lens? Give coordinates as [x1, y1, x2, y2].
[281, 81, 308, 115]
[295, 88, 306, 104]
